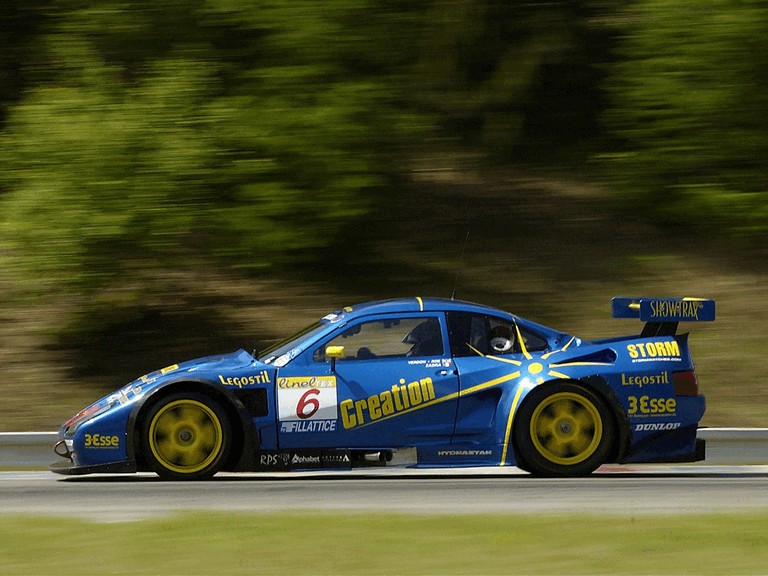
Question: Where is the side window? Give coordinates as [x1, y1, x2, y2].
[314, 316, 444, 361]
[447, 312, 490, 357]
[517, 325, 548, 353]
[447, 312, 548, 357]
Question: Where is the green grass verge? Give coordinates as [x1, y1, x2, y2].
[1, 511, 767, 575]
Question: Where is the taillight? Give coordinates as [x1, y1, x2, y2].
[673, 370, 699, 396]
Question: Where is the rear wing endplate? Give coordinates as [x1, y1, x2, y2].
[612, 297, 715, 337]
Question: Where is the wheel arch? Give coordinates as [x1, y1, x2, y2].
[511, 376, 631, 470]
[127, 378, 257, 472]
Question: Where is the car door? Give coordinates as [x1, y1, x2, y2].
[446, 311, 550, 447]
[275, 313, 459, 449]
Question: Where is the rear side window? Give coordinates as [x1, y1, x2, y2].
[446, 312, 548, 357]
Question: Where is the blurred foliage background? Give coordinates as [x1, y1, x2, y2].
[1, 0, 766, 430]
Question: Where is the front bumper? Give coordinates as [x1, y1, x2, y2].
[49, 458, 137, 476]
[50, 438, 137, 476]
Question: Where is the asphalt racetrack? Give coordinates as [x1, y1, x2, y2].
[3, 465, 768, 521]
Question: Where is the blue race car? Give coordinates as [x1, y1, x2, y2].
[51, 296, 715, 479]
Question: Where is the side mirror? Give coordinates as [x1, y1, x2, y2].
[325, 345, 345, 372]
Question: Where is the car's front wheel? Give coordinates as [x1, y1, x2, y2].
[514, 382, 614, 477]
[141, 393, 231, 480]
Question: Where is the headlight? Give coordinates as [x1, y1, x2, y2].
[64, 383, 144, 435]
[64, 402, 113, 435]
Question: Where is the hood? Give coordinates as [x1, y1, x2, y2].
[63, 349, 264, 437]
[137, 348, 258, 385]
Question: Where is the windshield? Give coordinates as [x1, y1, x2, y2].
[258, 321, 328, 365]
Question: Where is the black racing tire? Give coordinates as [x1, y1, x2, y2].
[514, 381, 614, 477]
[140, 392, 231, 480]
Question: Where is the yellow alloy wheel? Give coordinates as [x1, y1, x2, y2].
[529, 391, 603, 466]
[148, 398, 224, 475]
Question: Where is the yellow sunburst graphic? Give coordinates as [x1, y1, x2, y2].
[466, 325, 584, 390]
[467, 323, 612, 465]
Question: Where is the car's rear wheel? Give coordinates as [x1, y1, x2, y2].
[514, 382, 613, 477]
[141, 393, 231, 480]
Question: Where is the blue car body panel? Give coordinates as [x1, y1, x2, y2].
[51, 296, 713, 476]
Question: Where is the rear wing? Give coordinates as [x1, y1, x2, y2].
[611, 297, 716, 337]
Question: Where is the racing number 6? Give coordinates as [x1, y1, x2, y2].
[296, 388, 320, 419]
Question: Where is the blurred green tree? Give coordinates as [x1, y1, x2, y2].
[410, 0, 611, 164]
[0, 0, 51, 125]
[0, 0, 428, 308]
[601, 0, 768, 238]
